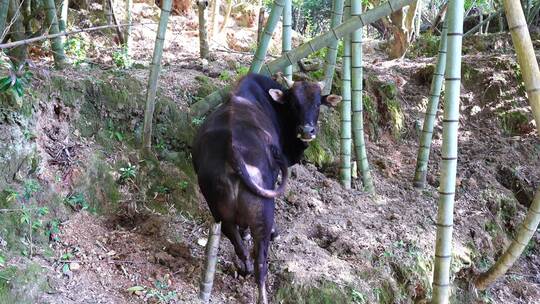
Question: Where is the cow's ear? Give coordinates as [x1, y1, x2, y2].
[269, 89, 285, 103]
[322, 94, 342, 107]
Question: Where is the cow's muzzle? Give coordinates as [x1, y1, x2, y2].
[297, 124, 316, 142]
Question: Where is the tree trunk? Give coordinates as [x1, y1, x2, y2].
[431, 0, 464, 302]
[388, 8, 408, 59]
[322, 0, 345, 95]
[413, 18, 448, 188]
[199, 222, 221, 303]
[0, 0, 9, 41]
[198, 0, 210, 59]
[44, 0, 67, 69]
[142, 0, 172, 153]
[191, 0, 415, 117]
[341, 0, 352, 189]
[475, 0, 540, 290]
[249, 0, 285, 74]
[282, 0, 292, 81]
[351, 0, 374, 193]
[218, 0, 232, 32]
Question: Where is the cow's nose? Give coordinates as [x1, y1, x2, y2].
[301, 125, 315, 135]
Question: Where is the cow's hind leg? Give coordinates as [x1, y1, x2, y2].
[221, 222, 253, 276]
[253, 233, 271, 304]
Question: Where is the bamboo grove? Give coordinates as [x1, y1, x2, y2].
[1, 0, 540, 303]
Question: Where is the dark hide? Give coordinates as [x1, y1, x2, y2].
[192, 73, 340, 304]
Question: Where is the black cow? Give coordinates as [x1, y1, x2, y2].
[192, 73, 341, 303]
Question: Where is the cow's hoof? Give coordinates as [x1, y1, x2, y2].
[236, 259, 254, 277]
[270, 227, 280, 241]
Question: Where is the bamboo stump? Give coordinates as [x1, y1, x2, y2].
[199, 221, 222, 303]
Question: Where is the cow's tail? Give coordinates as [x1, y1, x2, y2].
[230, 145, 288, 199]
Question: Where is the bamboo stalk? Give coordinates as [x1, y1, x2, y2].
[142, 0, 172, 153]
[351, 0, 374, 193]
[282, 0, 292, 81]
[0, 22, 156, 50]
[322, 0, 345, 95]
[7, 0, 27, 64]
[125, 0, 133, 56]
[0, 0, 8, 40]
[463, 9, 501, 38]
[257, 6, 265, 46]
[44, 0, 67, 69]
[198, 1, 210, 59]
[191, 0, 414, 117]
[475, 0, 540, 290]
[249, 0, 286, 73]
[210, 0, 220, 38]
[413, 18, 448, 189]
[108, 0, 125, 45]
[59, 0, 69, 33]
[199, 222, 221, 303]
[431, 0, 464, 301]
[341, 0, 352, 189]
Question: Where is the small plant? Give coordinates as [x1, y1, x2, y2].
[0, 62, 33, 98]
[351, 289, 367, 304]
[191, 117, 205, 127]
[219, 70, 231, 81]
[119, 163, 137, 182]
[106, 120, 124, 142]
[23, 179, 40, 200]
[236, 66, 249, 76]
[64, 36, 88, 66]
[65, 193, 89, 211]
[46, 219, 61, 242]
[112, 47, 131, 69]
[178, 180, 189, 191]
[155, 139, 166, 151]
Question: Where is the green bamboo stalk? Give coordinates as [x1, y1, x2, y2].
[322, 0, 345, 95]
[249, 0, 285, 73]
[198, 1, 210, 59]
[0, 0, 10, 40]
[351, 0, 374, 193]
[341, 0, 352, 189]
[142, 0, 172, 153]
[125, 0, 133, 57]
[431, 0, 464, 301]
[413, 19, 448, 189]
[475, 0, 540, 290]
[44, 0, 67, 69]
[191, 0, 413, 117]
[282, 0, 292, 81]
[199, 221, 222, 303]
[7, 0, 27, 65]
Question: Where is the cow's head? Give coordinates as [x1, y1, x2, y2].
[269, 79, 342, 142]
